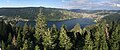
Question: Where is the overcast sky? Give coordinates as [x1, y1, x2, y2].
[0, 0, 120, 10]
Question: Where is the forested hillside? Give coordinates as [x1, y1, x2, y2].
[0, 10, 120, 50]
[70, 9, 120, 13]
[0, 7, 82, 21]
[102, 13, 120, 23]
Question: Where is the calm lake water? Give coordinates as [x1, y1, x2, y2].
[16, 18, 96, 30]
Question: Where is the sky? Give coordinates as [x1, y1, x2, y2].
[0, 0, 120, 10]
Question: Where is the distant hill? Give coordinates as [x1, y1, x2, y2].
[102, 13, 120, 23]
[0, 7, 64, 20]
[1, 7, 119, 21]
[69, 9, 120, 13]
[0, 7, 83, 21]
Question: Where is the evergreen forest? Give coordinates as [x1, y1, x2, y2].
[0, 9, 120, 50]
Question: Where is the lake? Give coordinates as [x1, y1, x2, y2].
[16, 18, 96, 30]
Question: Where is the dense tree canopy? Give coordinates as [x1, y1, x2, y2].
[0, 9, 120, 50]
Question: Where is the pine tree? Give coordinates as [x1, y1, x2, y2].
[94, 23, 108, 50]
[34, 8, 47, 43]
[6, 45, 11, 50]
[16, 29, 22, 49]
[21, 40, 29, 50]
[50, 24, 59, 49]
[71, 23, 83, 49]
[83, 31, 93, 50]
[51, 24, 58, 41]
[71, 23, 83, 50]
[2, 41, 5, 50]
[0, 19, 6, 37]
[94, 31, 100, 50]
[99, 32, 108, 50]
[8, 33, 12, 44]
[35, 45, 40, 50]
[22, 23, 28, 41]
[42, 28, 55, 50]
[93, 24, 102, 50]
[71, 23, 83, 38]
[29, 41, 33, 50]
[59, 25, 73, 50]
[99, 23, 108, 50]
[110, 24, 120, 50]
[20, 47, 23, 50]
[29, 25, 33, 33]
[28, 25, 34, 38]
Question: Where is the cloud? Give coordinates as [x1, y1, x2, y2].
[62, 0, 120, 10]
[113, 3, 120, 7]
[62, 0, 88, 4]
[117, 4, 120, 7]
